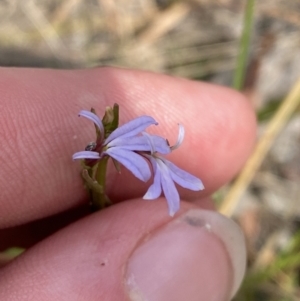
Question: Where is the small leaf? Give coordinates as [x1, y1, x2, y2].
[103, 103, 119, 137]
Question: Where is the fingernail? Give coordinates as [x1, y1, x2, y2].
[125, 209, 246, 301]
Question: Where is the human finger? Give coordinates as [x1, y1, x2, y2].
[0, 197, 214, 250]
[0, 67, 256, 227]
[0, 199, 246, 301]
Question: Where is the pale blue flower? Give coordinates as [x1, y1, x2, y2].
[73, 110, 204, 216]
[73, 110, 170, 182]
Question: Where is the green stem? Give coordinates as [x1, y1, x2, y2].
[233, 0, 256, 90]
[93, 156, 110, 209]
[82, 157, 111, 211]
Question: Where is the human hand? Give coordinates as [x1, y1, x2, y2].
[0, 68, 256, 301]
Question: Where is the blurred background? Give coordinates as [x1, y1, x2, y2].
[1, 0, 300, 300]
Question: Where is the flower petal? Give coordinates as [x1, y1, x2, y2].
[142, 133, 171, 154]
[158, 160, 180, 216]
[105, 116, 157, 144]
[78, 110, 104, 136]
[143, 157, 162, 199]
[141, 132, 155, 154]
[106, 136, 152, 151]
[107, 135, 171, 154]
[151, 135, 172, 154]
[171, 124, 185, 150]
[105, 148, 151, 182]
[163, 159, 204, 191]
[72, 151, 100, 160]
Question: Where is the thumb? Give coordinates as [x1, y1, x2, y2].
[0, 199, 246, 301]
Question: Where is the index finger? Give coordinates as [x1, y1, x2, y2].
[0, 67, 256, 227]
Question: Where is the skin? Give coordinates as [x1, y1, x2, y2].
[0, 67, 256, 300]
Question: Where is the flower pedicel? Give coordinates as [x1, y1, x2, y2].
[73, 104, 204, 216]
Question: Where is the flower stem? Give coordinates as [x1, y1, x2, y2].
[92, 156, 111, 210]
[82, 157, 111, 211]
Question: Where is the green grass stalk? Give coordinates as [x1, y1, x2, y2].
[233, 0, 255, 90]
